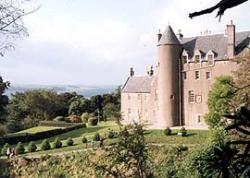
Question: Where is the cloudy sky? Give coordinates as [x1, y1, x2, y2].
[0, 0, 250, 86]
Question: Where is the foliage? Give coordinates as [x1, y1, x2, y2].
[15, 142, 25, 154]
[66, 138, 74, 146]
[1, 143, 9, 156]
[88, 117, 98, 126]
[67, 115, 82, 123]
[53, 138, 62, 149]
[0, 77, 10, 124]
[27, 141, 37, 153]
[41, 139, 51, 151]
[68, 96, 88, 116]
[81, 112, 90, 123]
[164, 127, 172, 136]
[107, 130, 115, 139]
[205, 76, 235, 128]
[178, 127, 187, 136]
[93, 133, 100, 141]
[232, 55, 250, 109]
[92, 123, 153, 178]
[0, 124, 7, 137]
[82, 136, 87, 144]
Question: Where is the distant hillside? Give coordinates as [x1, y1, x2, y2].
[5, 84, 118, 98]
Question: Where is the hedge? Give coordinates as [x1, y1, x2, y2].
[39, 121, 79, 127]
[0, 123, 85, 145]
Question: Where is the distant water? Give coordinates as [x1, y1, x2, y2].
[5, 84, 118, 98]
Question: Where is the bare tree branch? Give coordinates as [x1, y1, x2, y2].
[189, 0, 249, 21]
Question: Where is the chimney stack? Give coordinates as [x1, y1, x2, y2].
[130, 67, 134, 77]
[226, 20, 235, 58]
[157, 29, 162, 43]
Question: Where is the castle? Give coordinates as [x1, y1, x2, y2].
[121, 21, 250, 128]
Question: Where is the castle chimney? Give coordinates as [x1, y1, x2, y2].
[226, 20, 235, 58]
[157, 29, 162, 43]
[130, 67, 134, 77]
[176, 29, 183, 41]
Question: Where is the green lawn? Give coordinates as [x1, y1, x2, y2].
[17, 121, 209, 156]
[17, 126, 63, 134]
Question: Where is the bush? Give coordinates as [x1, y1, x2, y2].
[164, 127, 172, 136]
[27, 141, 37, 152]
[82, 136, 87, 144]
[53, 116, 65, 122]
[66, 138, 74, 146]
[81, 113, 90, 123]
[15, 142, 25, 154]
[93, 133, 100, 141]
[178, 127, 187, 136]
[41, 139, 51, 150]
[108, 130, 115, 139]
[1, 143, 9, 156]
[53, 138, 62, 149]
[88, 117, 98, 126]
[68, 115, 82, 123]
[0, 124, 7, 137]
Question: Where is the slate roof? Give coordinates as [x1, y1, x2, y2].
[181, 31, 250, 59]
[122, 76, 154, 93]
[159, 26, 180, 45]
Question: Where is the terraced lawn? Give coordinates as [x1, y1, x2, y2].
[17, 126, 63, 134]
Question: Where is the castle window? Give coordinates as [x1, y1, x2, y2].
[128, 108, 131, 114]
[182, 72, 187, 80]
[207, 50, 215, 66]
[182, 55, 188, 63]
[128, 94, 131, 100]
[195, 55, 200, 61]
[188, 90, 195, 103]
[195, 71, 200, 80]
[206, 72, 211, 79]
[197, 114, 202, 123]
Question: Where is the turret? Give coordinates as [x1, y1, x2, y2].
[157, 25, 182, 128]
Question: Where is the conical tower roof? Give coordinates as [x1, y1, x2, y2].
[158, 25, 180, 45]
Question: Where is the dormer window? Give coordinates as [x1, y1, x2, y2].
[194, 49, 202, 62]
[207, 50, 215, 66]
[182, 50, 189, 64]
[195, 55, 200, 61]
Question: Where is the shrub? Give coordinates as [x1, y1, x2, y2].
[93, 133, 100, 141]
[81, 113, 90, 123]
[66, 138, 74, 146]
[88, 117, 98, 126]
[82, 123, 87, 128]
[27, 141, 37, 152]
[41, 139, 51, 150]
[82, 136, 88, 144]
[68, 115, 82, 123]
[164, 127, 172, 136]
[178, 127, 187, 136]
[0, 124, 7, 137]
[108, 130, 115, 139]
[1, 143, 9, 156]
[53, 138, 62, 149]
[15, 142, 25, 154]
[53, 116, 65, 122]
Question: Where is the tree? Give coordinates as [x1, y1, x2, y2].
[231, 55, 250, 109]
[0, 0, 38, 55]
[92, 123, 153, 178]
[0, 76, 9, 123]
[205, 76, 235, 128]
[68, 96, 88, 116]
[189, 0, 248, 21]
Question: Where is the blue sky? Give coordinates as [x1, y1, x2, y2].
[0, 0, 250, 85]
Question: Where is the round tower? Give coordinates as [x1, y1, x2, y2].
[156, 26, 182, 128]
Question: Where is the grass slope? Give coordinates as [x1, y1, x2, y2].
[17, 126, 63, 134]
